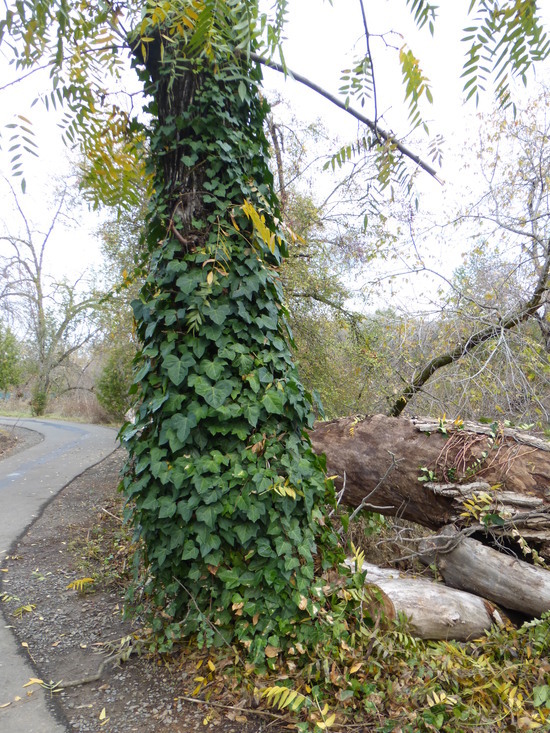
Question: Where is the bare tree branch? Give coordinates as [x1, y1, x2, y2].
[389, 243, 550, 416]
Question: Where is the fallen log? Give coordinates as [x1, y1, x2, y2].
[342, 559, 504, 641]
[419, 525, 550, 617]
[310, 414, 550, 558]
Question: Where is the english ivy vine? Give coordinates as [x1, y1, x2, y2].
[120, 20, 342, 660]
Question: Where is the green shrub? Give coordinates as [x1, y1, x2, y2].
[96, 345, 136, 420]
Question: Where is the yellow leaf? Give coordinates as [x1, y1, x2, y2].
[66, 578, 94, 592]
[23, 678, 43, 688]
[207, 660, 215, 672]
[349, 662, 362, 674]
[99, 707, 107, 720]
[281, 690, 298, 710]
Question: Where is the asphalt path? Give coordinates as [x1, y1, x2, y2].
[0, 417, 118, 733]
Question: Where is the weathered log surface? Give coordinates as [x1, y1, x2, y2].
[342, 559, 501, 640]
[310, 415, 550, 556]
[419, 526, 550, 617]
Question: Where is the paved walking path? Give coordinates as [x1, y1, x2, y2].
[0, 417, 117, 733]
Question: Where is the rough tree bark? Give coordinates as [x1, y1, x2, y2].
[310, 415, 550, 558]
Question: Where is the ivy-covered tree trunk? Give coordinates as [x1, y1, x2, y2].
[121, 32, 340, 658]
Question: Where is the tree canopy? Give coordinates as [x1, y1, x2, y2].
[1, 1, 549, 204]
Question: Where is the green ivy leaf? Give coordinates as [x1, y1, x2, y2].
[158, 497, 177, 519]
[534, 685, 550, 707]
[181, 541, 199, 560]
[244, 402, 261, 427]
[261, 389, 285, 414]
[193, 376, 234, 408]
[234, 522, 259, 545]
[163, 352, 195, 386]
[203, 359, 225, 380]
[205, 303, 231, 325]
[170, 413, 197, 444]
[196, 503, 220, 528]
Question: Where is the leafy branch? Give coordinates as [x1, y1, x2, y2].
[250, 52, 443, 183]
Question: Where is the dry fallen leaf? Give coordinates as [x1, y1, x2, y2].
[23, 678, 44, 688]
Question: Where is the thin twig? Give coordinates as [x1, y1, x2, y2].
[0, 63, 50, 92]
[359, 0, 379, 133]
[101, 507, 123, 523]
[340, 452, 403, 532]
[176, 695, 287, 721]
[329, 471, 346, 517]
[173, 578, 243, 665]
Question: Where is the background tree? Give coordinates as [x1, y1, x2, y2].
[91, 198, 149, 418]
[0, 179, 100, 414]
[266, 107, 384, 417]
[378, 85, 550, 423]
[0, 320, 21, 395]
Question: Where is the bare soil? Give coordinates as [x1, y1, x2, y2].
[0, 434, 282, 733]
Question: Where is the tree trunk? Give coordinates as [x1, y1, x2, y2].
[310, 415, 550, 558]
[344, 560, 504, 640]
[122, 11, 343, 656]
[419, 525, 550, 617]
